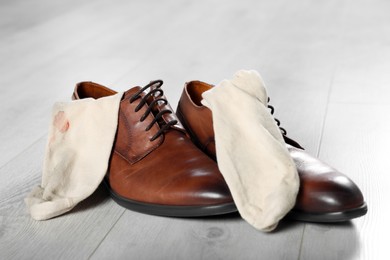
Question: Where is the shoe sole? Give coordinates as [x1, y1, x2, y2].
[286, 202, 368, 222]
[104, 179, 238, 217]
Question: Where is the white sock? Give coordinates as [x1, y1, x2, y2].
[25, 93, 123, 220]
[201, 70, 299, 231]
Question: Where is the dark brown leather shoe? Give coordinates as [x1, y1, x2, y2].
[73, 81, 237, 217]
[177, 80, 367, 222]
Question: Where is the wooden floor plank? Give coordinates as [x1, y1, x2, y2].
[0, 0, 93, 38]
[329, 0, 390, 105]
[90, 210, 304, 260]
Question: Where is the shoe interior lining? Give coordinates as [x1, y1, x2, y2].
[77, 82, 117, 99]
[187, 81, 213, 106]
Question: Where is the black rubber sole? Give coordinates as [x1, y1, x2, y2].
[104, 180, 238, 217]
[286, 202, 368, 222]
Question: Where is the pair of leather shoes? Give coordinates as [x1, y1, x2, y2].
[73, 80, 367, 222]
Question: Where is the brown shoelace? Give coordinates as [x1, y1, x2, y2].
[130, 80, 178, 141]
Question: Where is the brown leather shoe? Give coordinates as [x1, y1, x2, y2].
[73, 80, 236, 216]
[177, 80, 367, 222]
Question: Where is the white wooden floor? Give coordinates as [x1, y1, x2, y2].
[1, 0, 389, 259]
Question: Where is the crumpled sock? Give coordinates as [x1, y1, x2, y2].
[25, 92, 123, 220]
[201, 70, 299, 231]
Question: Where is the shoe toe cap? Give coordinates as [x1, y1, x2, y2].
[296, 170, 365, 213]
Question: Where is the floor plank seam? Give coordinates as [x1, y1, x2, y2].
[316, 66, 337, 158]
[297, 224, 307, 260]
[87, 209, 126, 259]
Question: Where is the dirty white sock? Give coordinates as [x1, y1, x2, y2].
[25, 93, 123, 220]
[201, 70, 299, 231]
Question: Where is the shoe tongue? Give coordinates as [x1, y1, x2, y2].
[123, 86, 142, 98]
